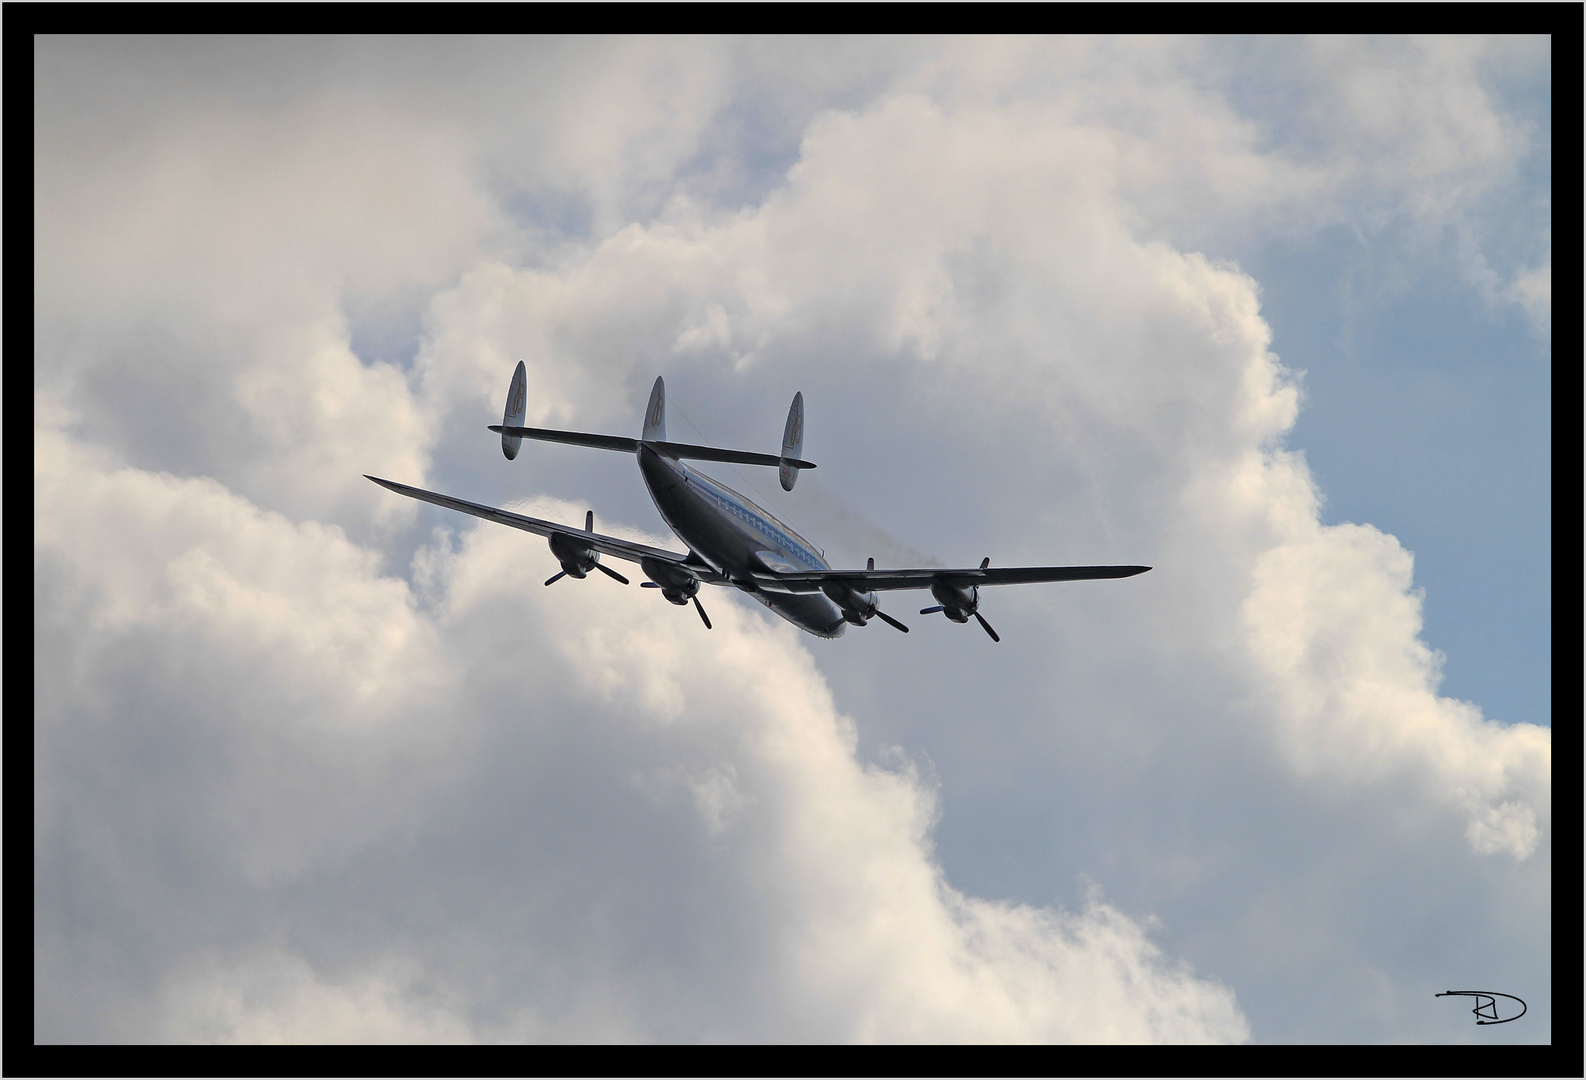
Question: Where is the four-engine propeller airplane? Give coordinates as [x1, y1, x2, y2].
[367, 363, 1150, 640]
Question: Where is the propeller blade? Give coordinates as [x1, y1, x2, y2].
[973, 610, 1000, 642]
[693, 595, 713, 629]
[641, 581, 661, 588]
[867, 557, 875, 570]
[920, 605, 944, 615]
[594, 561, 630, 585]
[585, 510, 594, 532]
[980, 556, 991, 569]
[544, 570, 568, 586]
[873, 608, 909, 633]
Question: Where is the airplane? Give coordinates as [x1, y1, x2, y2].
[366, 363, 1150, 640]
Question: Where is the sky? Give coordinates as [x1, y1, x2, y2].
[34, 36, 1551, 1044]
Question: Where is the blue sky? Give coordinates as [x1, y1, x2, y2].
[1268, 236, 1550, 728]
[1179, 37, 1553, 732]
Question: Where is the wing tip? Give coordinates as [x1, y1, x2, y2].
[365, 474, 408, 494]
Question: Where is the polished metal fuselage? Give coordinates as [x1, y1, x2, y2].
[637, 445, 847, 638]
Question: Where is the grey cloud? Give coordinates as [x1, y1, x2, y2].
[35, 466, 1250, 1042]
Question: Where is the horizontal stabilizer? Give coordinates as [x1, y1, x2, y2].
[487, 425, 815, 470]
[650, 440, 816, 471]
[489, 426, 638, 453]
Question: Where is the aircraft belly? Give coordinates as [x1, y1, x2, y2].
[766, 592, 847, 638]
[639, 448, 845, 638]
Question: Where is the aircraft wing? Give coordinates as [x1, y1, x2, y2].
[751, 564, 1151, 593]
[365, 475, 722, 580]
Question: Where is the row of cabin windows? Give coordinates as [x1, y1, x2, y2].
[708, 489, 815, 568]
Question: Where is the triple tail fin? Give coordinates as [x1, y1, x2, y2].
[779, 391, 804, 492]
[642, 376, 666, 442]
[488, 371, 814, 471]
[501, 360, 528, 460]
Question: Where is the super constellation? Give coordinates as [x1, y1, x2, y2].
[368, 364, 1149, 640]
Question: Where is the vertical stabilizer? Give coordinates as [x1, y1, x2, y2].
[501, 360, 528, 460]
[642, 376, 666, 442]
[779, 391, 804, 491]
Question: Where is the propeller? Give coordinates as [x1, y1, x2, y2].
[973, 611, 1000, 642]
[972, 557, 998, 640]
[862, 556, 908, 631]
[545, 560, 626, 585]
[919, 557, 998, 640]
[583, 510, 629, 584]
[641, 572, 710, 629]
[872, 608, 909, 633]
[546, 510, 629, 585]
[594, 562, 630, 584]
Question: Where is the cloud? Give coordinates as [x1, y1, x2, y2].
[34, 419, 458, 887]
[155, 953, 475, 1045]
[35, 429, 1248, 1042]
[1242, 515, 1550, 860]
[35, 36, 1548, 1043]
[1509, 254, 1551, 339]
[34, 42, 492, 535]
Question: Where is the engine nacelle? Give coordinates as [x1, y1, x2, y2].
[929, 580, 978, 624]
[548, 532, 598, 579]
[821, 580, 879, 626]
[641, 556, 700, 606]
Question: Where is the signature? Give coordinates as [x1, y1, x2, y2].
[1436, 990, 1527, 1025]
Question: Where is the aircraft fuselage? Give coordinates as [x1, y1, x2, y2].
[637, 445, 849, 638]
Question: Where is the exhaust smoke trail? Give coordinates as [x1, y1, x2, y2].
[793, 476, 945, 570]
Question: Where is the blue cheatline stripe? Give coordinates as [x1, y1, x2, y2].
[699, 481, 820, 570]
